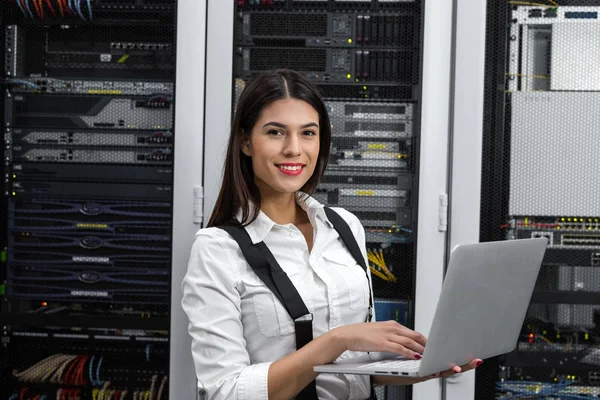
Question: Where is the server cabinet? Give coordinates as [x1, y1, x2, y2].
[203, 1, 456, 400]
[0, 1, 200, 398]
[470, 1, 600, 399]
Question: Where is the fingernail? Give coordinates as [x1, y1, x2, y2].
[476, 360, 483, 367]
[414, 353, 422, 360]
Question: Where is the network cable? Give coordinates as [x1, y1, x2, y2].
[368, 248, 397, 282]
[86, 0, 92, 20]
[1, 78, 41, 90]
[15, 0, 27, 16]
[75, 0, 84, 20]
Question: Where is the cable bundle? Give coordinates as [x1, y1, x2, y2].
[10, 0, 93, 20]
[13, 354, 104, 386]
[368, 248, 396, 282]
[145, 95, 173, 108]
[91, 375, 168, 400]
[8, 390, 49, 400]
[507, 0, 559, 8]
[1, 78, 41, 90]
[12, 354, 79, 383]
[13, 354, 103, 386]
[12, 354, 168, 399]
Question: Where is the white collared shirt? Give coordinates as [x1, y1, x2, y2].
[181, 194, 374, 400]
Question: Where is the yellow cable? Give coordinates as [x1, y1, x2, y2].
[368, 249, 377, 260]
[368, 250, 383, 266]
[368, 252, 386, 269]
[368, 255, 385, 269]
[508, 1, 553, 7]
[538, 335, 555, 345]
[370, 265, 389, 280]
[382, 268, 397, 282]
[369, 249, 397, 282]
[377, 250, 397, 282]
[370, 266, 391, 281]
[506, 73, 549, 79]
[377, 249, 386, 266]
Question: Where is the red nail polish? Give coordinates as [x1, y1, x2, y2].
[476, 360, 483, 367]
[414, 354, 422, 360]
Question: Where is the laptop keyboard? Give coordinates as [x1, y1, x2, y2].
[358, 359, 421, 370]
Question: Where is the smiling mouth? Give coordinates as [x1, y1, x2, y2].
[277, 164, 304, 171]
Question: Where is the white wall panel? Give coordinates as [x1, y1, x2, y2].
[171, 0, 208, 398]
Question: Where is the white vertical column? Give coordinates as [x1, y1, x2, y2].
[203, 0, 235, 220]
[412, 0, 455, 398]
[444, 0, 487, 399]
[170, 0, 208, 398]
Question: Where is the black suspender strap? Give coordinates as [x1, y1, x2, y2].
[220, 225, 288, 310]
[219, 207, 375, 400]
[220, 224, 319, 400]
[256, 242, 312, 322]
[323, 207, 373, 322]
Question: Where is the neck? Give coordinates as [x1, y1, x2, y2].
[259, 191, 307, 225]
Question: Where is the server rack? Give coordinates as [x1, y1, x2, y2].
[477, 1, 600, 399]
[221, 1, 426, 399]
[0, 1, 179, 399]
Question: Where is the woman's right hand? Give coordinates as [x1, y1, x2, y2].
[332, 320, 427, 360]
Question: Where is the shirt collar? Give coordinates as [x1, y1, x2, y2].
[235, 191, 333, 244]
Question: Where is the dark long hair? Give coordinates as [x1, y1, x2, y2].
[207, 69, 331, 227]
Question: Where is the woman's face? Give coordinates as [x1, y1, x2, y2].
[241, 98, 321, 198]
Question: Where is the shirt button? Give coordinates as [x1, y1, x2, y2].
[289, 232, 296, 238]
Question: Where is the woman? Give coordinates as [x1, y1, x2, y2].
[181, 69, 481, 400]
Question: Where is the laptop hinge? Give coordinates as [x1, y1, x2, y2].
[438, 193, 448, 232]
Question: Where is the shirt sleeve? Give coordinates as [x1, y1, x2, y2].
[181, 229, 272, 400]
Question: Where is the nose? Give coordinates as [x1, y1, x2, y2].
[282, 132, 301, 157]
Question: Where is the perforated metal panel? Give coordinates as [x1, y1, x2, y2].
[478, 1, 600, 398]
[1, 1, 176, 398]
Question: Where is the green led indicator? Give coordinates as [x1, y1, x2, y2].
[0, 284, 5, 296]
[0, 250, 6, 263]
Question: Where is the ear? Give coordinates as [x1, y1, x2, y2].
[240, 136, 252, 157]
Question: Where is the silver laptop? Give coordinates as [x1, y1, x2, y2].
[314, 238, 548, 378]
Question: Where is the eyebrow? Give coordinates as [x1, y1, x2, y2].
[262, 121, 319, 129]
